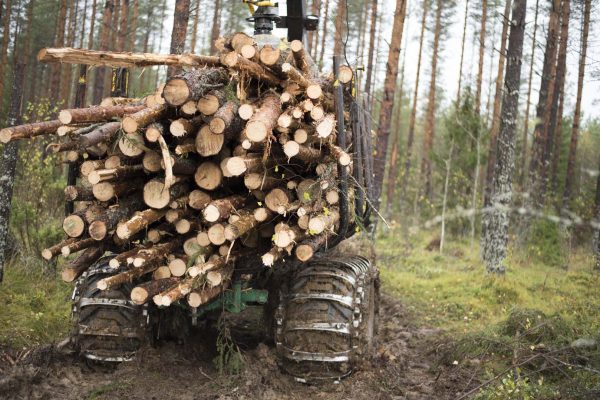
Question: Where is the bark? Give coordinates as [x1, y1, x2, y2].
[482, 0, 527, 275]
[519, 0, 539, 188]
[122, 104, 168, 133]
[0, 120, 62, 143]
[483, 0, 512, 208]
[548, 0, 570, 197]
[562, 0, 591, 209]
[0, 0, 10, 102]
[0, 61, 25, 282]
[93, 0, 114, 105]
[61, 246, 104, 282]
[128, 0, 138, 52]
[318, 0, 330, 69]
[222, 52, 281, 86]
[529, 0, 560, 204]
[50, 0, 68, 104]
[58, 104, 145, 125]
[456, 0, 470, 103]
[131, 278, 179, 305]
[209, 0, 221, 54]
[420, 0, 442, 201]
[116, 0, 129, 52]
[190, 0, 201, 53]
[168, 0, 190, 77]
[475, 0, 488, 116]
[364, 0, 378, 96]
[399, 0, 428, 208]
[595, 158, 600, 271]
[333, 0, 346, 56]
[163, 68, 227, 106]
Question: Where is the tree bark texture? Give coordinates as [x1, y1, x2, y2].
[168, 0, 190, 77]
[93, 0, 114, 105]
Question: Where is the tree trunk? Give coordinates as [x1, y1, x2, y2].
[128, 0, 139, 52]
[483, 0, 512, 208]
[333, 0, 346, 56]
[50, 0, 68, 104]
[116, 0, 129, 52]
[190, 0, 201, 53]
[545, 0, 569, 198]
[399, 0, 428, 209]
[519, 0, 539, 188]
[168, 0, 190, 77]
[475, 0, 487, 116]
[594, 158, 600, 271]
[0, 61, 25, 282]
[59, 0, 77, 105]
[456, 0, 470, 103]
[209, 0, 221, 55]
[373, 0, 407, 206]
[562, 0, 590, 209]
[0, 0, 10, 104]
[93, 0, 114, 105]
[421, 0, 442, 201]
[363, 0, 378, 98]
[308, 0, 320, 56]
[318, 0, 329, 69]
[529, 0, 560, 205]
[482, 0, 527, 275]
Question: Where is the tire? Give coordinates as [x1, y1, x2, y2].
[72, 257, 145, 362]
[275, 255, 379, 382]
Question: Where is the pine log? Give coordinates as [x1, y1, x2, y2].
[155, 278, 195, 306]
[265, 188, 294, 214]
[295, 231, 334, 262]
[203, 195, 247, 223]
[281, 63, 322, 99]
[328, 143, 352, 166]
[308, 209, 340, 234]
[170, 116, 201, 137]
[97, 258, 160, 290]
[209, 101, 241, 135]
[225, 154, 264, 176]
[221, 52, 281, 85]
[118, 132, 146, 157]
[153, 266, 172, 280]
[262, 246, 284, 267]
[180, 101, 198, 117]
[88, 198, 145, 240]
[197, 90, 226, 115]
[253, 207, 274, 223]
[194, 161, 223, 190]
[290, 40, 317, 78]
[188, 284, 228, 308]
[64, 185, 95, 202]
[63, 214, 86, 238]
[143, 179, 190, 209]
[0, 120, 62, 143]
[108, 247, 143, 268]
[163, 68, 228, 106]
[283, 141, 321, 163]
[170, 196, 189, 209]
[162, 156, 197, 176]
[100, 97, 140, 107]
[310, 104, 325, 121]
[42, 237, 78, 260]
[296, 179, 321, 204]
[92, 180, 141, 202]
[59, 104, 144, 125]
[240, 44, 258, 61]
[168, 257, 188, 277]
[132, 238, 183, 268]
[244, 172, 280, 191]
[122, 104, 168, 133]
[175, 141, 197, 156]
[61, 237, 97, 257]
[196, 231, 211, 247]
[38, 47, 220, 69]
[175, 218, 198, 234]
[187, 254, 228, 278]
[116, 208, 167, 240]
[273, 224, 305, 248]
[338, 65, 353, 84]
[196, 125, 225, 156]
[147, 223, 173, 243]
[238, 103, 255, 121]
[145, 122, 166, 143]
[48, 122, 121, 153]
[245, 94, 281, 142]
[231, 32, 255, 53]
[61, 246, 104, 283]
[165, 208, 188, 223]
[207, 223, 226, 245]
[87, 165, 145, 185]
[316, 114, 336, 138]
[188, 189, 212, 210]
[143, 151, 162, 172]
[131, 277, 180, 305]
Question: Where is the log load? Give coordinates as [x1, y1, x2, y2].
[18, 33, 359, 308]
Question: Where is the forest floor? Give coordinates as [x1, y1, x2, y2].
[0, 226, 599, 399]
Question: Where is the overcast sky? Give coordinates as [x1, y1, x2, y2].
[158, 0, 599, 120]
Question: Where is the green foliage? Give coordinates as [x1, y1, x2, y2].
[474, 371, 555, 400]
[213, 321, 245, 375]
[524, 219, 569, 268]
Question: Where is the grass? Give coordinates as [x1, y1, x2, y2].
[376, 227, 600, 398]
[0, 255, 72, 348]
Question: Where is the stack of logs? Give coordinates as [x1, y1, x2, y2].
[2, 33, 355, 309]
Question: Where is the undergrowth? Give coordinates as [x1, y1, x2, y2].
[377, 226, 600, 399]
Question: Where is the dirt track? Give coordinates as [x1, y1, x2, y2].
[0, 295, 470, 400]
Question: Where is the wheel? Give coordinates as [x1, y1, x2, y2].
[275, 255, 379, 382]
[71, 257, 146, 362]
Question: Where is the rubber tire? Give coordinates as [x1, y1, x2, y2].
[73, 258, 144, 362]
[276, 256, 379, 382]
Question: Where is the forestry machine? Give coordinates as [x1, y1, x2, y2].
[70, 0, 378, 383]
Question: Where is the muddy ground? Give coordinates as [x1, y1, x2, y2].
[0, 295, 477, 400]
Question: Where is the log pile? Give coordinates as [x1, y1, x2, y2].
[5, 33, 356, 309]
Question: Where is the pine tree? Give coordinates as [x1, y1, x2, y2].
[456, 0, 469, 103]
[562, 0, 591, 209]
[190, 0, 200, 53]
[333, 0, 346, 56]
[0, 0, 12, 112]
[519, 0, 539, 187]
[364, 0, 378, 99]
[373, 0, 407, 206]
[209, 0, 221, 54]
[421, 0, 443, 200]
[482, 0, 527, 274]
[93, 0, 114, 105]
[475, 0, 487, 116]
[168, 0, 190, 77]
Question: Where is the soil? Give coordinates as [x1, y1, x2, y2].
[0, 294, 475, 400]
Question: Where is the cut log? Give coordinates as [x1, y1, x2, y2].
[153, 266, 172, 280]
[338, 65, 353, 84]
[175, 218, 198, 234]
[223, 211, 257, 241]
[61, 246, 104, 283]
[231, 32, 255, 53]
[143, 179, 190, 209]
[143, 151, 162, 172]
[221, 52, 280, 85]
[207, 223, 226, 245]
[262, 246, 284, 267]
[196, 231, 212, 247]
[310, 104, 325, 121]
[197, 90, 226, 115]
[170, 117, 200, 137]
[253, 207, 274, 223]
[316, 114, 336, 138]
[290, 40, 317, 77]
[97, 258, 160, 290]
[265, 188, 294, 214]
[118, 132, 146, 157]
[283, 141, 321, 164]
[225, 154, 264, 176]
[244, 172, 279, 191]
[132, 238, 183, 268]
[188, 189, 212, 210]
[131, 277, 180, 305]
[240, 44, 258, 60]
[122, 104, 168, 133]
[273, 224, 304, 248]
[58, 104, 145, 125]
[38, 47, 220, 69]
[203, 195, 246, 222]
[64, 185, 95, 202]
[87, 165, 145, 185]
[61, 237, 97, 257]
[175, 141, 197, 156]
[281, 63, 322, 100]
[108, 247, 143, 269]
[238, 103, 255, 120]
[188, 284, 227, 308]
[88, 198, 145, 240]
[194, 161, 223, 190]
[296, 179, 321, 203]
[48, 122, 122, 153]
[245, 94, 281, 142]
[156, 278, 195, 306]
[328, 143, 351, 166]
[63, 214, 86, 238]
[92, 180, 140, 202]
[42, 237, 78, 260]
[0, 119, 62, 143]
[295, 231, 334, 262]
[308, 209, 340, 234]
[180, 101, 198, 117]
[116, 208, 167, 240]
[196, 125, 225, 156]
[168, 257, 188, 277]
[145, 122, 166, 143]
[209, 101, 241, 135]
[163, 68, 228, 106]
